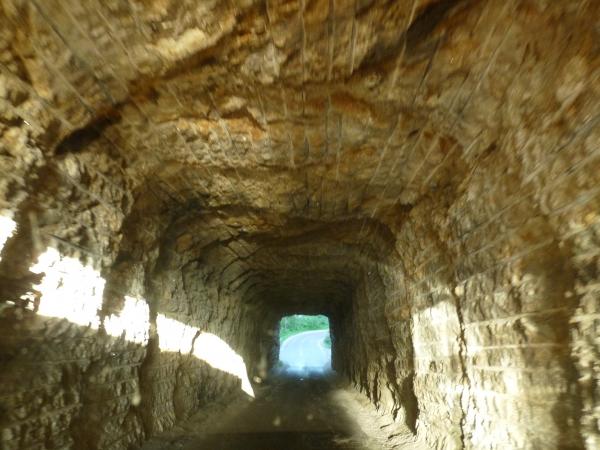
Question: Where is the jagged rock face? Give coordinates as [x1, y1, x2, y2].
[0, 0, 598, 449]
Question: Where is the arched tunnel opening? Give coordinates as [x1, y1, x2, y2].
[278, 314, 332, 372]
[0, 1, 599, 449]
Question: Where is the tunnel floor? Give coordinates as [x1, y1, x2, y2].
[141, 370, 424, 450]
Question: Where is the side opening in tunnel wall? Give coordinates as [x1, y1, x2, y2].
[278, 315, 332, 372]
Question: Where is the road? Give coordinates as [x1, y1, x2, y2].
[279, 329, 331, 371]
[141, 330, 426, 450]
[141, 371, 384, 450]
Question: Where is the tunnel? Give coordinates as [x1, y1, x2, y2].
[0, 0, 598, 449]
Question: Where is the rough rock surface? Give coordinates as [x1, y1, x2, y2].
[0, 0, 598, 449]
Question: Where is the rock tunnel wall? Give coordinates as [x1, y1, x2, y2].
[0, 149, 270, 448]
[335, 182, 595, 449]
[0, 0, 599, 449]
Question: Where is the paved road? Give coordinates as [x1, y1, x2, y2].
[279, 329, 331, 370]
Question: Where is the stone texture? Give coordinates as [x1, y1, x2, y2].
[0, 0, 599, 449]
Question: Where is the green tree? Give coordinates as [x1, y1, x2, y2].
[279, 314, 329, 342]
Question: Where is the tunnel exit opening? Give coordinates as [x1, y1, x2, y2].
[278, 315, 332, 373]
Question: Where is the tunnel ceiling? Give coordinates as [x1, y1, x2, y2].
[1, 0, 597, 313]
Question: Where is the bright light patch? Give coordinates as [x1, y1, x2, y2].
[156, 313, 254, 396]
[193, 332, 255, 397]
[0, 215, 16, 260]
[502, 362, 520, 394]
[31, 248, 104, 328]
[412, 300, 460, 359]
[156, 313, 198, 354]
[104, 296, 150, 344]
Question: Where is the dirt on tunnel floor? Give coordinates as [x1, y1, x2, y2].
[141, 369, 426, 450]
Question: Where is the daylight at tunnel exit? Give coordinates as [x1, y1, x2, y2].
[0, 0, 598, 449]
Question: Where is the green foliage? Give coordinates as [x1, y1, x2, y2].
[279, 314, 329, 343]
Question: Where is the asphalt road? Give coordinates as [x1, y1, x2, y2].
[279, 329, 331, 370]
